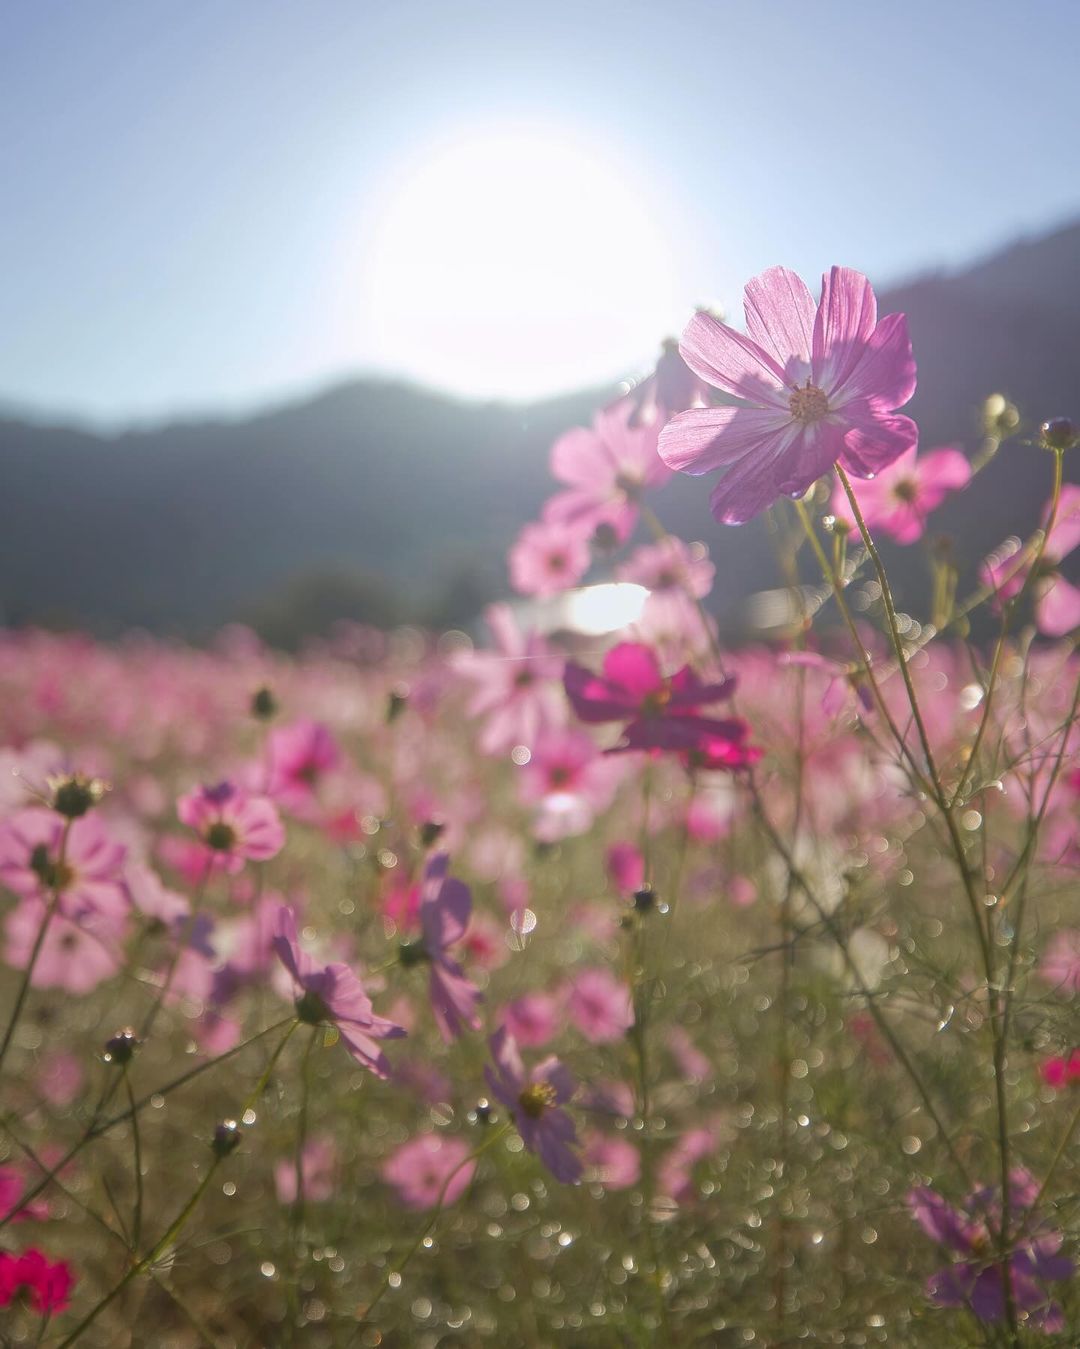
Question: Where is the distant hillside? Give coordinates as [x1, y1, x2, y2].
[2, 220, 1079, 639]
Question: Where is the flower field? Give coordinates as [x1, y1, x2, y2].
[0, 267, 1078, 1346]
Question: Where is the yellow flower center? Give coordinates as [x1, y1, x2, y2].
[788, 382, 829, 425]
[518, 1081, 557, 1118]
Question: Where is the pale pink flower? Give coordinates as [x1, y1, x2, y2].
[581, 1133, 641, 1190]
[830, 444, 970, 543]
[0, 809, 128, 923]
[454, 604, 565, 756]
[274, 1135, 337, 1204]
[177, 782, 285, 875]
[545, 398, 671, 544]
[380, 1133, 476, 1210]
[1039, 930, 1080, 995]
[982, 484, 1080, 636]
[659, 266, 917, 524]
[508, 520, 590, 598]
[36, 1051, 84, 1108]
[566, 968, 634, 1044]
[500, 992, 560, 1047]
[617, 537, 715, 599]
[4, 900, 123, 995]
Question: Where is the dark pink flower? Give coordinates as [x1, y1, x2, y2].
[0, 809, 127, 922]
[410, 853, 482, 1042]
[545, 399, 671, 544]
[485, 1028, 581, 1183]
[509, 519, 591, 598]
[606, 842, 645, 896]
[380, 1133, 476, 1210]
[981, 485, 1080, 636]
[830, 444, 971, 544]
[566, 967, 634, 1044]
[1040, 1049, 1080, 1089]
[177, 782, 284, 875]
[272, 905, 405, 1079]
[0, 1248, 76, 1315]
[266, 720, 342, 817]
[564, 642, 751, 762]
[659, 266, 917, 524]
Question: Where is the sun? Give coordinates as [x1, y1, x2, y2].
[359, 127, 680, 400]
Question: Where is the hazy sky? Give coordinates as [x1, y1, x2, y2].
[3, 0, 1078, 423]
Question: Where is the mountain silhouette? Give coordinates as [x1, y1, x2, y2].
[2, 220, 1078, 640]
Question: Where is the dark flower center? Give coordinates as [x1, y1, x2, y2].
[892, 478, 918, 503]
[205, 821, 237, 852]
[548, 552, 567, 572]
[789, 382, 829, 425]
[518, 1081, 557, 1118]
[514, 670, 534, 689]
[398, 938, 430, 968]
[614, 471, 643, 500]
[29, 844, 73, 892]
[641, 684, 673, 716]
[295, 990, 330, 1025]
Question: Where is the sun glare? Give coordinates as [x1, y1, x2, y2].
[361, 129, 680, 400]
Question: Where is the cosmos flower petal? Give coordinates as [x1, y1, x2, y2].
[679, 310, 788, 405]
[658, 405, 793, 475]
[743, 265, 816, 379]
[812, 266, 878, 392]
[838, 404, 919, 477]
[831, 312, 917, 410]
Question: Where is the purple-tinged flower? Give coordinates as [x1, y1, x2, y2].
[0, 809, 128, 923]
[272, 906, 405, 1079]
[544, 399, 671, 545]
[564, 642, 748, 760]
[380, 1133, 476, 1210]
[908, 1172, 1073, 1332]
[485, 1027, 581, 1183]
[177, 782, 284, 875]
[659, 266, 917, 524]
[621, 338, 713, 429]
[830, 444, 971, 544]
[408, 854, 483, 1042]
[509, 519, 591, 598]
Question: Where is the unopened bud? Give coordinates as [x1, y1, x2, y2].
[212, 1120, 242, 1158]
[250, 686, 278, 721]
[591, 521, 619, 553]
[633, 886, 657, 913]
[102, 1029, 139, 1066]
[983, 393, 1020, 438]
[386, 686, 408, 724]
[1041, 418, 1078, 453]
[418, 819, 445, 848]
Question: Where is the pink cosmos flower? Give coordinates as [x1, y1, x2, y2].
[606, 842, 645, 895]
[1038, 929, 1080, 995]
[564, 642, 751, 761]
[272, 905, 405, 1078]
[177, 782, 285, 875]
[380, 1133, 476, 1211]
[566, 967, 634, 1044]
[659, 266, 917, 524]
[658, 1125, 721, 1205]
[908, 1172, 1073, 1332]
[518, 728, 625, 815]
[274, 1135, 337, 1204]
[622, 338, 712, 429]
[0, 1168, 48, 1224]
[509, 519, 591, 598]
[617, 537, 715, 599]
[485, 1028, 581, 1184]
[1040, 1050, 1080, 1089]
[500, 992, 560, 1047]
[454, 604, 565, 756]
[829, 445, 971, 544]
[544, 398, 671, 544]
[36, 1051, 84, 1108]
[408, 853, 482, 1042]
[982, 484, 1080, 637]
[0, 1248, 76, 1315]
[581, 1133, 641, 1190]
[0, 809, 128, 923]
[4, 899, 123, 994]
[266, 720, 342, 818]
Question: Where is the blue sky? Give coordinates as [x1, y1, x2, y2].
[2, 0, 1078, 423]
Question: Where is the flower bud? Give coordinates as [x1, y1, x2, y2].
[633, 886, 656, 913]
[983, 393, 1020, 438]
[469, 1098, 494, 1126]
[418, 819, 445, 848]
[250, 686, 278, 721]
[212, 1120, 242, 1158]
[102, 1028, 139, 1066]
[1040, 418, 1079, 453]
[386, 686, 408, 724]
[591, 521, 619, 553]
[49, 774, 106, 820]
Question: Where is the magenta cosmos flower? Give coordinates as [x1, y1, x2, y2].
[908, 1172, 1073, 1332]
[659, 266, 917, 524]
[380, 1133, 476, 1210]
[544, 398, 671, 544]
[0, 1248, 76, 1316]
[830, 444, 971, 544]
[0, 809, 127, 923]
[401, 853, 482, 1043]
[564, 641, 751, 760]
[266, 719, 341, 817]
[485, 1027, 581, 1183]
[177, 782, 285, 875]
[272, 906, 405, 1078]
[982, 484, 1080, 637]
